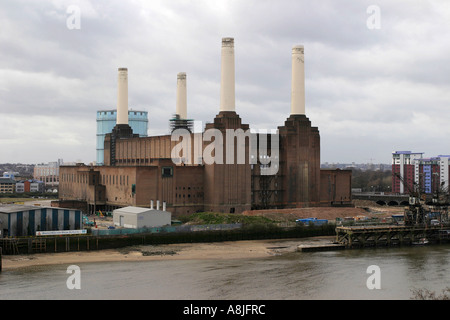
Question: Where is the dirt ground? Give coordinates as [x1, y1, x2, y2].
[87, 200, 405, 226]
[242, 200, 404, 222]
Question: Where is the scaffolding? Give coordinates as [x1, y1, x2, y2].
[169, 114, 193, 133]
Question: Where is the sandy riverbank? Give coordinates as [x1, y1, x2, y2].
[2, 237, 335, 271]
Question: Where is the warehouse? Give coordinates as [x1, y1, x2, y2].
[0, 205, 83, 237]
[113, 206, 171, 229]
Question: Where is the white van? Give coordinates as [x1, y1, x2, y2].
[430, 219, 440, 226]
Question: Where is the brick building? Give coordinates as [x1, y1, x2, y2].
[59, 39, 352, 216]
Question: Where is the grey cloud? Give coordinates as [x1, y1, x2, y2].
[0, 0, 449, 164]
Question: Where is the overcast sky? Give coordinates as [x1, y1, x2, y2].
[1, 0, 449, 165]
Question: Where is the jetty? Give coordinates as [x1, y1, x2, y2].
[335, 225, 450, 248]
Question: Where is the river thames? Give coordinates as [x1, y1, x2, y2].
[0, 241, 449, 300]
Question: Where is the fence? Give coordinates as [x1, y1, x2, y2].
[0, 223, 336, 255]
[90, 223, 243, 236]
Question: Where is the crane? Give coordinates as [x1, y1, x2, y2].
[394, 172, 450, 226]
[394, 172, 427, 226]
[429, 181, 450, 223]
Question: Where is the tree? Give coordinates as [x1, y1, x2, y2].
[351, 168, 392, 192]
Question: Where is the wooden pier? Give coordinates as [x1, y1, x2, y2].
[0, 236, 100, 255]
[335, 225, 450, 248]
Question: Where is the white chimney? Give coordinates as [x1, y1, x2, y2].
[220, 37, 235, 112]
[176, 72, 187, 119]
[117, 67, 129, 125]
[290, 45, 305, 115]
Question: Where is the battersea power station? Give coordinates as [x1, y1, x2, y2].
[58, 38, 352, 216]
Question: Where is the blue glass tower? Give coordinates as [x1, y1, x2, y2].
[96, 110, 148, 165]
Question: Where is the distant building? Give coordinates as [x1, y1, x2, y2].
[34, 159, 64, 192]
[392, 151, 423, 194]
[16, 180, 44, 193]
[15, 182, 25, 193]
[392, 151, 450, 194]
[2, 172, 20, 180]
[0, 177, 16, 194]
[96, 110, 148, 165]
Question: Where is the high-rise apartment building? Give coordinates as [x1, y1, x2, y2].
[392, 151, 450, 194]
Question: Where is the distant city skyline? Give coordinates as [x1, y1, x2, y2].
[1, 1, 449, 164]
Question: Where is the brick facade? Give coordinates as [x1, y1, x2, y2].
[59, 111, 352, 217]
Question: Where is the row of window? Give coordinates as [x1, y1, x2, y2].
[62, 173, 130, 187]
[117, 158, 151, 165]
[61, 173, 88, 184]
[102, 174, 129, 186]
[35, 176, 59, 183]
[98, 111, 147, 116]
[175, 193, 204, 199]
[175, 186, 203, 190]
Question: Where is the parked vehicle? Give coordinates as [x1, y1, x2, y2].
[430, 219, 440, 226]
[296, 218, 328, 226]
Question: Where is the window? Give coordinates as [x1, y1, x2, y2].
[162, 166, 173, 177]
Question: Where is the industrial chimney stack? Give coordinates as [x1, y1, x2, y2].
[170, 72, 193, 133]
[290, 45, 305, 115]
[220, 37, 235, 112]
[108, 67, 136, 166]
[117, 67, 129, 125]
[176, 72, 187, 119]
